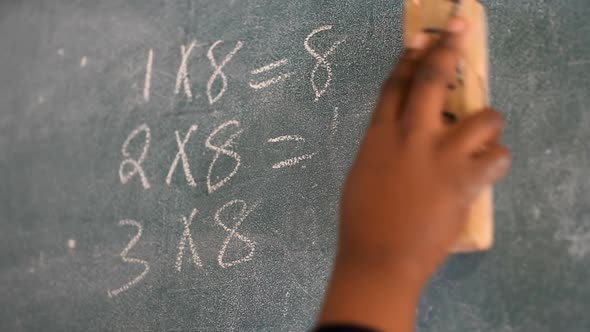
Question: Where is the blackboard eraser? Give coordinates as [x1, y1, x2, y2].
[404, 0, 493, 252]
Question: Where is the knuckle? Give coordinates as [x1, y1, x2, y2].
[430, 47, 458, 64]
[382, 50, 426, 92]
[415, 64, 445, 84]
[480, 110, 504, 128]
[382, 74, 404, 92]
[414, 49, 457, 84]
[383, 62, 414, 91]
[438, 35, 460, 51]
[370, 113, 387, 128]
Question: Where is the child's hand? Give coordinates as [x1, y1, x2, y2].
[339, 18, 510, 283]
[319, 17, 511, 332]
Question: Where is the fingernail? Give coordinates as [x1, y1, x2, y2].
[407, 32, 429, 50]
[446, 17, 466, 33]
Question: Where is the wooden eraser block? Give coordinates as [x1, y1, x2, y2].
[403, 0, 493, 252]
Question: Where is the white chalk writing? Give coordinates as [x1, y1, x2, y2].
[175, 208, 203, 272]
[251, 59, 289, 74]
[105, 25, 354, 292]
[175, 40, 198, 99]
[268, 134, 317, 169]
[304, 25, 345, 101]
[249, 59, 295, 90]
[107, 220, 150, 298]
[267, 135, 305, 143]
[206, 120, 243, 194]
[215, 200, 257, 268]
[272, 153, 316, 169]
[119, 124, 151, 189]
[207, 40, 243, 104]
[166, 125, 198, 188]
[143, 48, 154, 102]
[249, 73, 295, 90]
[331, 107, 339, 137]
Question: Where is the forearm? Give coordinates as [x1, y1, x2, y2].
[318, 250, 425, 332]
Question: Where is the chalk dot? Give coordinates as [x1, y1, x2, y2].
[57, 48, 64, 56]
[80, 56, 88, 67]
[67, 239, 76, 249]
[532, 207, 541, 220]
[37, 96, 45, 104]
[545, 149, 552, 155]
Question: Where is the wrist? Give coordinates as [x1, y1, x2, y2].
[319, 247, 426, 331]
[335, 243, 432, 291]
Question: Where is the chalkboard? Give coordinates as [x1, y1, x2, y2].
[1, 0, 589, 331]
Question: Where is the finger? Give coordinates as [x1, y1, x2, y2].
[443, 109, 504, 154]
[403, 17, 467, 134]
[466, 143, 511, 193]
[371, 33, 430, 126]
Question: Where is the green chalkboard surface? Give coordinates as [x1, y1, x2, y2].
[1, 0, 590, 331]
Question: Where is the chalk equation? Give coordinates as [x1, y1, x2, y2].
[119, 121, 319, 191]
[108, 200, 258, 298]
[110, 24, 346, 298]
[143, 25, 345, 103]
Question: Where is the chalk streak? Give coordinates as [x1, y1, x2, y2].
[143, 49, 153, 102]
[272, 153, 316, 169]
[331, 107, 339, 136]
[249, 72, 295, 90]
[568, 59, 590, 66]
[251, 59, 289, 74]
[267, 135, 305, 143]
